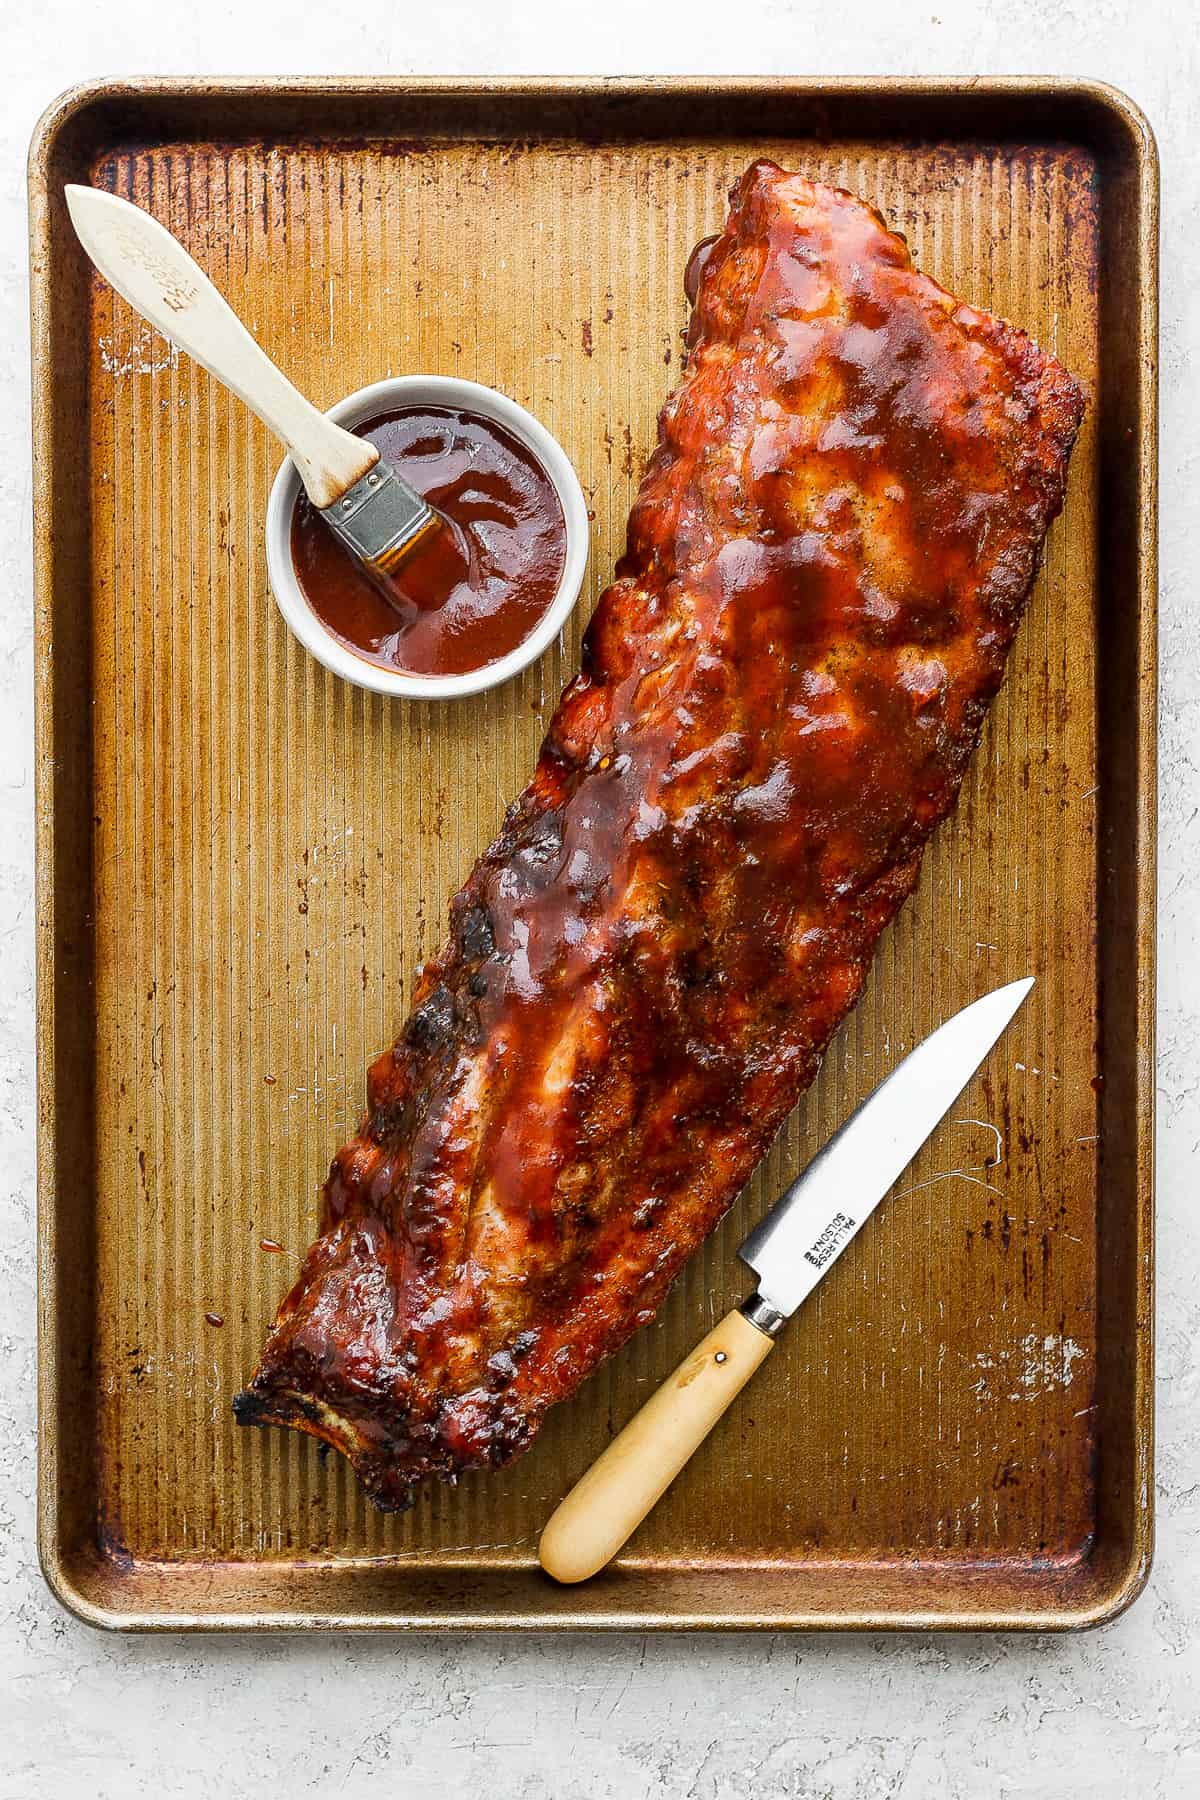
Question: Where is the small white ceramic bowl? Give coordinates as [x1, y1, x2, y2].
[265, 375, 590, 700]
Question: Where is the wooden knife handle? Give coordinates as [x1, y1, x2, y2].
[64, 184, 377, 510]
[538, 1307, 774, 1585]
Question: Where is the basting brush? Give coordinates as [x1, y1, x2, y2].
[65, 184, 445, 597]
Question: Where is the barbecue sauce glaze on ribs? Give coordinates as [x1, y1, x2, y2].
[235, 161, 1085, 1509]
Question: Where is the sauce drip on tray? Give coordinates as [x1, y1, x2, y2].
[291, 405, 568, 678]
[683, 233, 719, 305]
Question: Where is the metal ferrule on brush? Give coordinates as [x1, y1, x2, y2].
[320, 461, 437, 575]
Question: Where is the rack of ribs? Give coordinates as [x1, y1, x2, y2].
[234, 160, 1085, 1510]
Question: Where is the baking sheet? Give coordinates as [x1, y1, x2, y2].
[31, 77, 1157, 1629]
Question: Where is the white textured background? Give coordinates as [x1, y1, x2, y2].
[2, 6, 1194, 1796]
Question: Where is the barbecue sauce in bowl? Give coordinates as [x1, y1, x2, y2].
[290, 406, 568, 678]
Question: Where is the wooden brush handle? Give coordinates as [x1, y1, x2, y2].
[538, 1307, 774, 1585]
[64, 184, 377, 509]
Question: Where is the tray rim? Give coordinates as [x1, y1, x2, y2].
[30, 73, 1158, 1634]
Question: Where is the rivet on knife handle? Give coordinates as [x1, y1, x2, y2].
[538, 1307, 776, 1584]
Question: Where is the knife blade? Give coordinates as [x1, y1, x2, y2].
[539, 977, 1033, 1584]
[738, 975, 1033, 1332]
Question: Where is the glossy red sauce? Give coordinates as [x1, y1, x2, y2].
[290, 405, 567, 678]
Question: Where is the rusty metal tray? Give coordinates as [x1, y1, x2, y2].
[31, 76, 1157, 1631]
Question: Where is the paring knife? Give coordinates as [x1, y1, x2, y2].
[538, 976, 1033, 1584]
